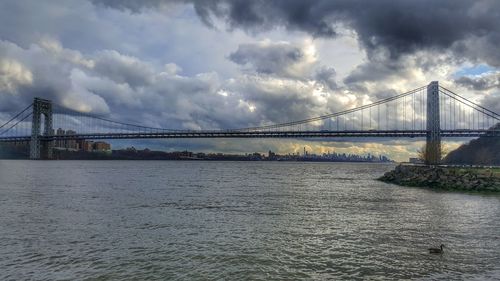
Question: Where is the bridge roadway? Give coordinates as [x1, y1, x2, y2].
[1, 129, 499, 142]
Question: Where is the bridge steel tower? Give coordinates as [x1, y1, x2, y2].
[425, 81, 441, 165]
[30, 98, 53, 160]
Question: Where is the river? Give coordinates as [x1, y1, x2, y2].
[0, 160, 499, 280]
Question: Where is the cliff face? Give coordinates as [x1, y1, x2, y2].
[443, 124, 500, 165]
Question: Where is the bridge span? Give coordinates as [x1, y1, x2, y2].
[1, 81, 499, 163]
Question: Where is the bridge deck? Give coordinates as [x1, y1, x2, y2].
[1, 130, 499, 142]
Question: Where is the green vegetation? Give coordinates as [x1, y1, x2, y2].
[444, 124, 500, 165]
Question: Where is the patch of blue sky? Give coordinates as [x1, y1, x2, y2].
[454, 64, 496, 77]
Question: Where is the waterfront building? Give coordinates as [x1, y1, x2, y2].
[93, 141, 111, 152]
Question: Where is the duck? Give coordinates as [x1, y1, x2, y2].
[428, 244, 445, 254]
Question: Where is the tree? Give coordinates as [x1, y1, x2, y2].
[417, 143, 448, 164]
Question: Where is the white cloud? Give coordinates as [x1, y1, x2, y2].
[39, 37, 95, 68]
[0, 58, 33, 93]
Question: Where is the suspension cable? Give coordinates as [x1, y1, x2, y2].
[238, 86, 427, 131]
[440, 86, 500, 118]
[52, 104, 182, 132]
[0, 103, 33, 129]
[0, 112, 33, 136]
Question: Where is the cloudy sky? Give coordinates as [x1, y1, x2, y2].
[1, 0, 499, 160]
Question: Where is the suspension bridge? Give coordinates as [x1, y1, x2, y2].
[1, 81, 499, 163]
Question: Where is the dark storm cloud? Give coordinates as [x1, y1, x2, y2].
[93, 50, 155, 88]
[314, 67, 337, 90]
[481, 92, 500, 114]
[91, 0, 500, 65]
[344, 59, 405, 85]
[195, 0, 500, 65]
[228, 41, 305, 77]
[0, 1, 123, 53]
[90, 0, 174, 12]
[454, 73, 500, 91]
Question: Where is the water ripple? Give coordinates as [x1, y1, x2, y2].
[0, 161, 499, 280]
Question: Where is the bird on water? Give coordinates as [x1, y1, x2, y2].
[428, 244, 445, 254]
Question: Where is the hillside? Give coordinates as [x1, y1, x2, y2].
[443, 124, 500, 165]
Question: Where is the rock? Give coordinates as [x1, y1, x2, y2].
[378, 165, 500, 192]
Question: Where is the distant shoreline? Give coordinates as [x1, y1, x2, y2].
[0, 158, 396, 164]
[0, 144, 394, 163]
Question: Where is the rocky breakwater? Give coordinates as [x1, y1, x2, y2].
[379, 165, 500, 192]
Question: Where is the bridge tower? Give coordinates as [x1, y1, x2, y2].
[425, 81, 441, 165]
[30, 98, 53, 160]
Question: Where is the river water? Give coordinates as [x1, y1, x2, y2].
[0, 160, 499, 280]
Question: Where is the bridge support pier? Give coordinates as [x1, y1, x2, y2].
[426, 81, 441, 165]
[30, 98, 53, 160]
